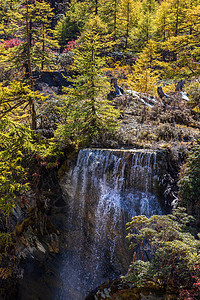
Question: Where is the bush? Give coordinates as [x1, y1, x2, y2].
[178, 146, 200, 206]
[186, 81, 200, 109]
[156, 123, 183, 141]
[124, 208, 200, 295]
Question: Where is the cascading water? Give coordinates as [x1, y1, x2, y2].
[59, 149, 163, 300]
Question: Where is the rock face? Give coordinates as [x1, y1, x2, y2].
[14, 148, 174, 300]
[15, 165, 68, 300]
[85, 277, 179, 300]
[59, 149, 168, 300]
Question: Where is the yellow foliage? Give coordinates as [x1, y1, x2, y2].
[0, 267, 12, 280]
[103, 61, 131, 85]
[193, 105, 200, 113]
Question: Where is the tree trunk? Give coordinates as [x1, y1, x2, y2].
[41, 23, 45, 71]
[125, 1, 130, 49]
[114, 0, 117, 41]
[175, 0, 179, 36]
[26, 0, 37, 130]
[95, 0, 98, 15]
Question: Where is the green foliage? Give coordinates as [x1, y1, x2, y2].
[0, 119, 33, 214]
[56, 17, 119, 146]
[123, 261, 150, 287]
[52, 0, 200, 80]
[0, 80, 46, 129]
[178, 146, 200, 206]
[124, 208, 200, 291]
[55, 15, 80, 48]
[0, 116, 61, 214]
[0, 0, 57, 74]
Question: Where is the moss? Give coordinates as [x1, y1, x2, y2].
[112, 289, 141, 300]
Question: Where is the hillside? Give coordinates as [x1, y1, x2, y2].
[0, 1, 200, 299]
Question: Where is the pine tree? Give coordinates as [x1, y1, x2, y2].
[57, 17, 119, 145]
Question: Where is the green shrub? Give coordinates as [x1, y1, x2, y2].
[124, 208, 200, 293]
[178, 146, 200, 206]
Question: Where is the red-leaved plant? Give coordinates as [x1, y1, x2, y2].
[63, 40, 77, 53]
[179, 265, 200, 300]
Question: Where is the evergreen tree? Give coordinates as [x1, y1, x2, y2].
[57, 17, 119, 145]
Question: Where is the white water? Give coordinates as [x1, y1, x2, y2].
[59, 149, 162, 300]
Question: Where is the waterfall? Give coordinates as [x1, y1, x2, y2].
[59, 149, 162, 300]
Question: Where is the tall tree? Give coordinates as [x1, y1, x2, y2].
[0, 0, 57, 129]
[154, 0, 171, 42]
[100, 0, 120, 39]
[136, 0, 157, 47]
[127, 40, 160, 95]
[57, 16, 119, 145]
[118, 0, 140, 49]
[0, 0, 56, 77]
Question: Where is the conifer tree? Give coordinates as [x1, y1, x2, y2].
[166, 0, 187, 37]
[0, 0, 56, 76]
[55, 0, 98, 48]
[118, 0, 139, 49]
[57, 17, 119, 145]
[0, 0, 57, 129]
[154, 0, 171, 42]
[0, 119, 31, 214]
[127, 40, 160, 95]
[134, 0, 157, 49]
[0, 81, 46, 130]
[100, 0, 120, 39]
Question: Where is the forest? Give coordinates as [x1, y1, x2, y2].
[0, 0, 200, 299]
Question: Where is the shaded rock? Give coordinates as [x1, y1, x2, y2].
[85, 278, 170, 300]
[33, 71, 72, 94]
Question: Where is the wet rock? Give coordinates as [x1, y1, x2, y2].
[85, 278, 173, 300]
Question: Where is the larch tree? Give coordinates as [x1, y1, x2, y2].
[0, 81, 46, 129]
[4, 0, 56, 75]
[99, 0, 120, 39]
[135, 0, 157, 49]
[57, 16, 119, 145]
[0, 0, 57, 130]
[127, 40, 160, 95]
[118, 0, 140, 49]
[154, 0, 172, 42]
